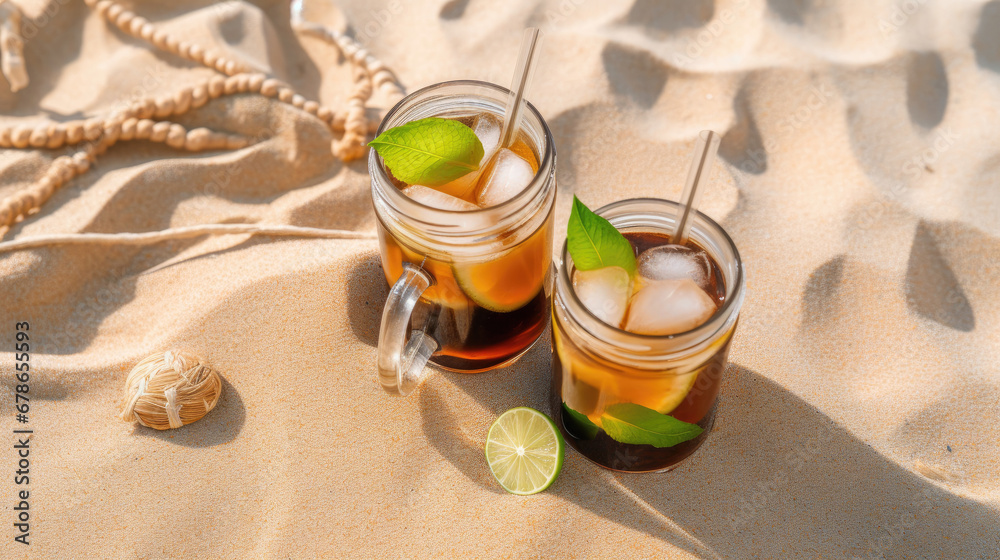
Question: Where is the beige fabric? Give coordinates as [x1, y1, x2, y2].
[1, 0, 998, 558]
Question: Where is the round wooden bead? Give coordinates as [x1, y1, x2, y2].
[53, 156, 75, 182]
[154, 97, 175, 118]
[0, 128, 10, 147]
[188, 44, 204, 63]
[247, 74, 265, 92]
[236, 74, 250, 92]
[36, 176, 55, 199]
[140, 22, 156, 41]
[208, 76, 226, 98]
[115, 10, 135, 29]
[224, 75, 241, 95]
[224, 60, 238, 75]
[303, 101, 319, 115]
[28, 128, 48, 148]
[291, 94, 306, 108]
[94, 1, 113, 16]
[106, 4, 124, 20]
[152, 29, 169, 48]
[12, 127, 31, 148]
[92, 138, 111, 156]
[202, 50, 219, 68]
[103, 121, 121, 144]
[226, 135, 248, 150]
[129, 16, 146, 36]
[72, 152, 91, 173]
[166, 124, 187, 149]
[165, 35, 180, 53]
[150, 122, 171, 142]
[190, 86, 209, 108]
[260, 79, 280, 97]
[278, 88, 294, 103]
[7, 195, 24, 217]
[135, 119, 154, 140]
[205, 132, 227, 150]
[316, 107, 333, 123]
[17, 192, 37, 213]
[84, 119, 104, 141]
[47, 125, 66, 149]
[184, 128, 210, 151]
[174, 89, 193, 114]
[120, 118, 137, 141]
[134, 99, 155, 119]
[66, 123, 84, 144]
[373, 69, 395, 87]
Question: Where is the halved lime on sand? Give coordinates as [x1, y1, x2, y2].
[485, 407, 564, 495]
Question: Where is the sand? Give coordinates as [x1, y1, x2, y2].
[1, 0, 999, 558]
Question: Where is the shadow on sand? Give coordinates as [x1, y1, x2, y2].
[432, 358, 1000, 558]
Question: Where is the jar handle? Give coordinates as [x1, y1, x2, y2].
[376, 263, 438, 395]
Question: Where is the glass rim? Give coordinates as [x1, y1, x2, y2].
[557, 197, 744, 346]
[369, 80, 556, 235]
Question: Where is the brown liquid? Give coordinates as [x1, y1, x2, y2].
[551, 231, 732, 472]
[377, 114, 551, 372]
[377, 217, 552, 371]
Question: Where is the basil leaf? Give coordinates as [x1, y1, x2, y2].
[368, 117, 484, 187]
[562, 403, 599, 440]
[567, 196, 636, 275]
[600, 403, 703, 448]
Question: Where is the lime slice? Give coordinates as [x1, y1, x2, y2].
[555, 327, 698, 417]
[453, 225, 549, 313]
[485, 407, 564, 495]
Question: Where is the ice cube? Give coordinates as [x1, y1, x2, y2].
[637, 244, 712, 291]
[402, 185, 479, 212]
[573, 266, 632, 328]
[624, 278, 717, 336]
[434, 114, 502, 199]
[475, 148, 535, 208]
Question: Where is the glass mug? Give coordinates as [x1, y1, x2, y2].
[551, 198, 745, 472]
[370, 81, 557, 396]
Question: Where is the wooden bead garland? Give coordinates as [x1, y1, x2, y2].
[0, 1, 406, 231]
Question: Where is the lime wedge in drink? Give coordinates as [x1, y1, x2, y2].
[485, 407, 564, 495]
[452, 224, 549, 313]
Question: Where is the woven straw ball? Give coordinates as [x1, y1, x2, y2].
[119, 350, 222, 430]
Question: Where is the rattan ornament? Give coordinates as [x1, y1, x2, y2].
[119, 350, 222, 430]
[0, 0, 28, 92]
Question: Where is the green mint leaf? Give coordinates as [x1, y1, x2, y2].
[562, 403, 599, 440]
[600, 403, 703, 448]
[567, 196, 636, 276]
[369, 117, 485, 187]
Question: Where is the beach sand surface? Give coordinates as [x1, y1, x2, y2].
[1, 0, 998, 557]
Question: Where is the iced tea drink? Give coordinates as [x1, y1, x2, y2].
[371, 81, 556, 394]
[551, 198, 744, 472]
